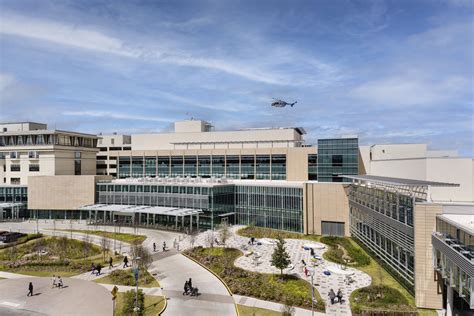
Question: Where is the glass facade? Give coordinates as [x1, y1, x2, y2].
[433, 218, 473, 310]
[348, 183, 416, 291]
[96, 182, 235, 229]
[235, 185, 303, 233]
[118, 154, 287, 180]
[317, 138, 358, 182]
[308, 154, 318, 180]
[0, 186, 28, 203]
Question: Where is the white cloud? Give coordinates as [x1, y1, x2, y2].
[0, 14, 136, 57]
[63, 110, 174, 123]
[0, 12, 341, 88]
[351, 74, 469, 106]
[0, 73, 16, 91]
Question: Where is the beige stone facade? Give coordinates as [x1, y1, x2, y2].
[413, 203, 444, 309]
[28, 175, 111, 210]
[303, 182, 350, 236]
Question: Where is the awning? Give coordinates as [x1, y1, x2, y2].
[78, 204, 203, 216]
[0, 202, 26, 208]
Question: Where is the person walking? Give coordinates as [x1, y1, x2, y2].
[123, 256, 129, 268]
[96, 264, 102, 276]
[328, 289, 336, 305]
[91, 263, 96, 275]
[27, 282, 33, 296]
[183, 280, 189, 295]
[57, 276, 63, 288]
[109, 257, 113, 269]
[51, 275, 56, 288]
[162, 241, 166, 252]
[153, 242, 156, 252]
[337, 289, 343, 304]
[188, 278, 192, 289]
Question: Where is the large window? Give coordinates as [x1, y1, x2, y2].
[198, 156, 211, 178]
[170, 156, 183, 177]
[158, 157, 170, 177]
[212, 156, 225, 177]
[184, 156, 197, 177]
[271, 155, 286, 180]
[225, 156, 239, 179]
[240, 155, 255, 180]
[256, 155, 270, 180]
[131, 157, 143, 177]
[145, 157, 156, 177]
[317, 138, 358, 182]
[308, 154, 317, 180]
[118, 157, 131, 178]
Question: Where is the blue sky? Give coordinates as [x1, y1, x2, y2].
[0, 0, 473, 155]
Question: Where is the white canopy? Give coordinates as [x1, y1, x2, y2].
[78, 204, 202, 217]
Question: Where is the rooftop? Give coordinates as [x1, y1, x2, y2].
[438, 214, 474, 235]
[344, 175, 459, 187]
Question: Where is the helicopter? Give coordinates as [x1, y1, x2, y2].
[271, 98, 297, 108]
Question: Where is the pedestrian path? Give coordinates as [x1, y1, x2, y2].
[0, 271, 34, 279]
[234, 295, 325, 316]
[72, 262, 132, 281]
[97, 283, 163, 296]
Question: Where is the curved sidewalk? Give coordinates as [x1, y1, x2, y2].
[152, 252, 236, 316]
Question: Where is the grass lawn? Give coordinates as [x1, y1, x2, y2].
[114, 293, 166, 316]
[0, 234, 43, 250]
[59, 229, 147, 244]
[0, 236, 120, 277]
[237, 226, 416, 313]
[184, 247, 325, 312]
[95, 269, 160, 288]
[237, 305, 284, 316]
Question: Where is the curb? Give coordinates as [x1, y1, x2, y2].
[181, 252, 240, 316]
[157, 294, 168, 315]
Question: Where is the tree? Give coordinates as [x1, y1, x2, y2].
[122, 289, 144, 316]
[82, 233, 91, 258]
[271, 237, 291, 275]
[100, 236, 111, 262]
[130, 242, 153, 284]
[218, 222, 231, 247]
[205, 231, 215, 248]
[281, 296, 296, 316]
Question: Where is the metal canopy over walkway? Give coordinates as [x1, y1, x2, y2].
[78, 204, 203, 230]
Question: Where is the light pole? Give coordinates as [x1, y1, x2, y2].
[113, 219, 117, 254]
[309, 268, 315, 316]
[133, 256, 141, 315]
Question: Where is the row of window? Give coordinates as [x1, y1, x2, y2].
[0, 134, 96, 148]
[317, 138, 359, 183]
[97, 183, 214, 195]
[0, 186, 28, 202]
[349, 185, 414, 226]
[5, 151, 40, 159]
[350, 209, 415, 289]
[9, 164, 40, 172]
[118, 155, 287, 180]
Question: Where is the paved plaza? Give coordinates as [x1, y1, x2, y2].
[0, 277, 112, 316]
[180, 225, 372, 315]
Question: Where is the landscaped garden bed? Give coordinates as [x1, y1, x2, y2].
[237, 226, 417, 313]
[95, 269, 159, 288]
[184, 246, 325, 312]
[0, 236, 119, 276]
[59, 229, 147, 244]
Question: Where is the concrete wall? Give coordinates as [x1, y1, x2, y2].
[0, 122, 47, 132]
[413, 203, 444, 309]
[131, 128, 303, 150]
[28, 175, 111, 210]
[303, 183, 350, 236]
[369, 158, 473, 202]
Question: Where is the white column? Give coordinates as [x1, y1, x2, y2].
[446, 285, 453, 316]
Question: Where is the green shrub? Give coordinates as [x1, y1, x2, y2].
[320, 236, 370, 267]
[122, 289, 144, 316]
[351, 285, 413, 312]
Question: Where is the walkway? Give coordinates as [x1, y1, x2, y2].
[0, 277, 112, 316]
[153, 251, 237, 316]
[180, 225, 372, 315]
[235, 294, 326, 316]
